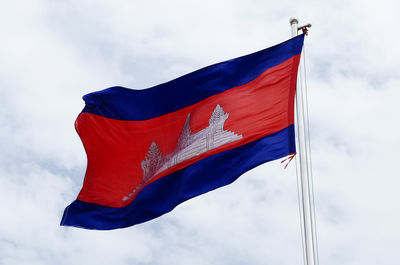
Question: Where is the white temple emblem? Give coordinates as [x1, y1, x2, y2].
[122, 104, 243, 201]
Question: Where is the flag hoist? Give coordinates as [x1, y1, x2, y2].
[290, 18, 319, 265]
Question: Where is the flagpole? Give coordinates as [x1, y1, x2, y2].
[290, 18, 319, 265]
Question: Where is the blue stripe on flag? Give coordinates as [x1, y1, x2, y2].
[61, 124, 295, 230]
[82, 35, 304, 121]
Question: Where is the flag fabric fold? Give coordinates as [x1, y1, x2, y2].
[61, 34, 304, 230]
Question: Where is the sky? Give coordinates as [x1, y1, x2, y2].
[1, 0, 399, 264]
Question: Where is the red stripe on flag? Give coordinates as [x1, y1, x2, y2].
[76, 54, 300, 207]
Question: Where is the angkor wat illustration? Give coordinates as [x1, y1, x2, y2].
[122, 104, 243, 201]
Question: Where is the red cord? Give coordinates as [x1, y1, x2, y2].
[281, 152, 296, 169]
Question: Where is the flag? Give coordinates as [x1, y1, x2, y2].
[61, 34, 305, 230]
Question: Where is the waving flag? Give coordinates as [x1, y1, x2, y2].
[61, 34, 305, 230]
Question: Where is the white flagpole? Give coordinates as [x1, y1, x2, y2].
[290, 18, 319, 265]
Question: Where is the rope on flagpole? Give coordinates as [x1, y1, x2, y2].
[296, 41, 308, 265]
[301, 38, 320, 265]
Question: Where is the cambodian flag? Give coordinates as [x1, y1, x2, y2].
[61, 34, 305, 230]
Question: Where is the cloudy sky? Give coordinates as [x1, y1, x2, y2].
[1, 0, 399, 264]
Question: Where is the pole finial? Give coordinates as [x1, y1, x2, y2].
[290, 18, 299, 25]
